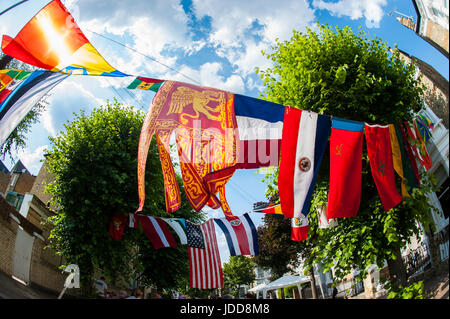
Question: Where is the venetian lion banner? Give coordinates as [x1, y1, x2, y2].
[136, 80, 238, 219]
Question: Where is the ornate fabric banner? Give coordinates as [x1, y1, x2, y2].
[365, 124, 402, 212]
[136, 80, 238, 218]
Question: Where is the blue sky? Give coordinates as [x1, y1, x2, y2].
[1, 0, 448, 263]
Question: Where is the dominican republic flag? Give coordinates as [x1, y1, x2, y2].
[291, 215, 309, 241]
[0, 70, 68, 144]
[214, 213, 259, 256]
[132, 214, 177, 249]
[187, 219, 223, 289]
[365, 124, 402, 212]
[326, 118, 364, 220]
[233, 94, 285, 169]
[278, 107, 331, 219]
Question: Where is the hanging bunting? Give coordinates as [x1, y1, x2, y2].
[161, 217, 187, 245]
[187, 219, 223, 289]
[326, 118, 364, 220]
[0, 69, 32, 104]
[415, 114, 433, 142]
[365, 124, 402, 212]
[136, 80, 238, 219]
[0, 70, 68, 144]
[132, 214, 177, 249]
[291, 215, 309, 241]
[278, 107, 331, 219]
[214, 213, 259, 256]
[109, 214, 128, 241]
[1, 0, 127, 77]
[397, 123, 421, 187]
[127, 76, 164, 92]
[388, 124, 410, 197]
[405, 121, 433, 171]
[317, 206, 338, 229]
[233, 93, 284, 169]
[259, 203, 283, 215]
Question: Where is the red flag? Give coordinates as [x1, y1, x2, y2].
[291, 216, 309, 241]
[365, 124, 402, 212]
[188, 219, 223, 289]
[405, 121, 432, 171]
[109, 214, 128, 241]
[398, 123, 421, 186]
[133, 214, 177, 249]
[327, 118, 364, 219]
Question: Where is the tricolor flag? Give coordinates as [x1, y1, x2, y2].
[397, 123, 421, 187]
[291, 215, 309, 241]
[187, 219, 223, 289]
[405, 121, 432, 171]
[259, 203, 283, 215]
[0, 69, 32, 104]
[278, 107, 331, 219]
[233, 94, 285, 169]
[365, 124, 402, 212]
[0, 70, 68, 145]
[388, 124, 410, 197]
[326, 118, 364, 220]
[161, 218, 187, 245]
[214, 213, 259, 256]
[132, 214, 177, 250]
[1, 0, 127, 77]
[415, 114, 433, 142]
[127, 76, 164, 92]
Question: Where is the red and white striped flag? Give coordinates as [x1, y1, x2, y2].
[188, 219, 223, 289]
[133, 214, 177, 250]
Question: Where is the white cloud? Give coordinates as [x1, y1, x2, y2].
[191, 0, 316, 79]
[166, 62, 245, 94]
[42, 78, 105, 137]
[312, 0, 388, 28]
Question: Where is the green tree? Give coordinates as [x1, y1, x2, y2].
[223, 256, 256, 297]
[256, 24, 437, 292]
[45, 100, 203, 295]
[0, 54, 42, 161]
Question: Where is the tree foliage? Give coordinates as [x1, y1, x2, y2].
[45, 100, 203, 293]
[253, 215, 304, 278]
[256, 24, 437, 289]
[223, 255, 256, 296]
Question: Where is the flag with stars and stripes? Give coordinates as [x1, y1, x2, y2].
[187, 219, 223, 289]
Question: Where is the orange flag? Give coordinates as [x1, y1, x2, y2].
[2, 0, 126, 77]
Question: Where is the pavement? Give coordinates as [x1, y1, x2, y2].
[0, 271, 58, 299]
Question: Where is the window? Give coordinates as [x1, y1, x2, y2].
[5, 191, 24, 211]
[436, 178, 449, 219]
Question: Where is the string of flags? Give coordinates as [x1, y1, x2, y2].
[1, 0, 437, 289]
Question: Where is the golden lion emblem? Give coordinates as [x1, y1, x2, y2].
[167, 86, 225, 124]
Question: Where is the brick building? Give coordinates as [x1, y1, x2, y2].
[0, 159, 76, 298]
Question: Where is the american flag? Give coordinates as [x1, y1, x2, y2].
[187, 219, 223, 289]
